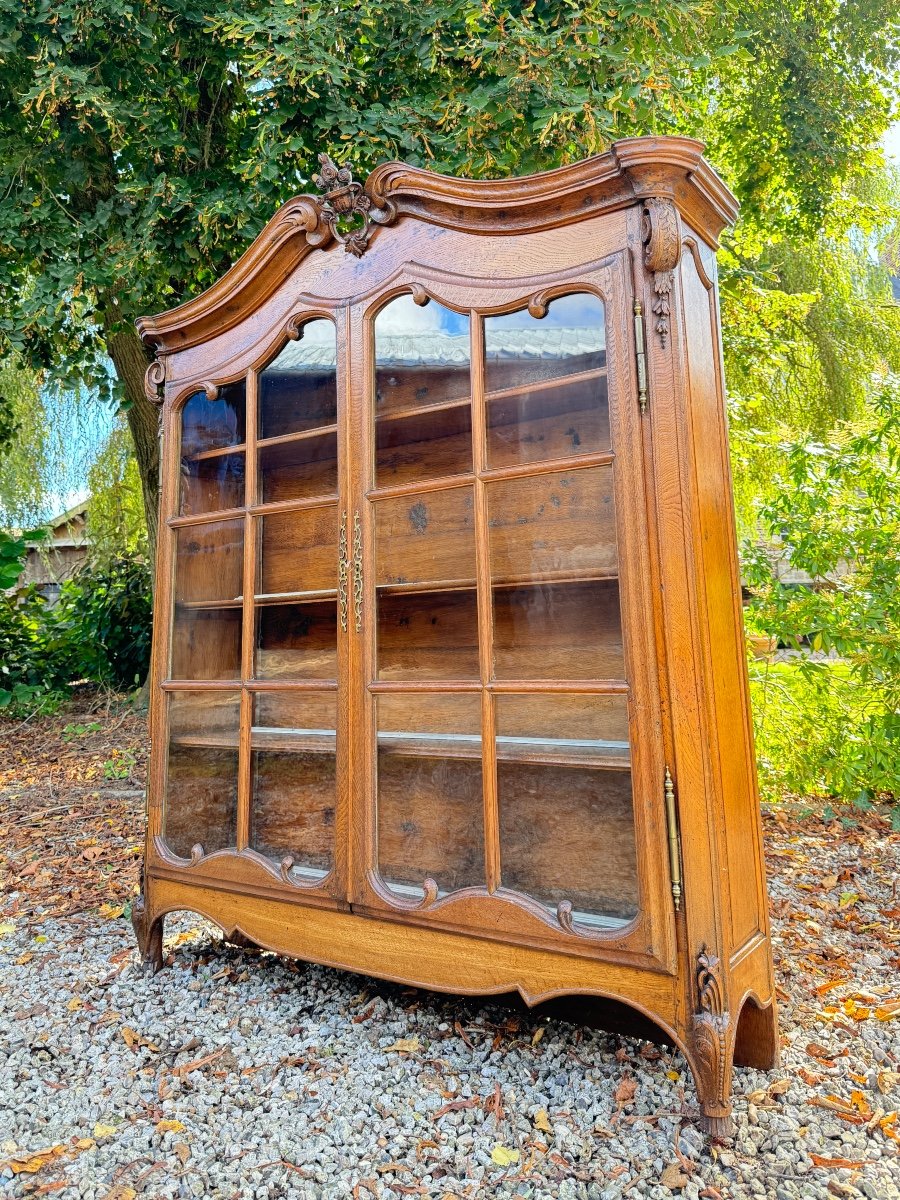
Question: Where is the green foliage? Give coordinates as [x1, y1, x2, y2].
[86, 421, 147, 559]
[741, 383, 900, 801]
[0, 553, 152, 710]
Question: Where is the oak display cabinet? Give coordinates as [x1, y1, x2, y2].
[135, 137, 777, 1134]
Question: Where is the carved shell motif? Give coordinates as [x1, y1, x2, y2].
[642, 197, 680, 348]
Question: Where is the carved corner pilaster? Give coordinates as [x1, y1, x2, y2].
[692, 946, 732, 1135]
[641, 197, 680, 348]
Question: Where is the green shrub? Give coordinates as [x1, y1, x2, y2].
[741, 382, 900, 807]
[0, 552, 152, 709]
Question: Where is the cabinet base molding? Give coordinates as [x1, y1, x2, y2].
[135, 877, 778, 1136]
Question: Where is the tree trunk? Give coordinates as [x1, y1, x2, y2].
[105, 326, 160, 569]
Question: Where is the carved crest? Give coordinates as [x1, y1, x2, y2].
[642, 197, 679, 348]
[312, 152, 377, 258]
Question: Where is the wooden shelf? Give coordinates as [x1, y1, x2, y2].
[257, 425, 338, 452]
[255, 590, 337, 605]
[175, 597, 243, 610]
[376, 395, 471, 426]
[377, 570, 618, 596]
[378, 730, 630, 768]
[485, 365, 606, 406]
[183, 442, 246, 463]
[170, 727, 630, 768]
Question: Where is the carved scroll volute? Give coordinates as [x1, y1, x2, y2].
[143, 359, 165, 405]
[692, 946, 732, 1132]
[641, 197, 679, 348]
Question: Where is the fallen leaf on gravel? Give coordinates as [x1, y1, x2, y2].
[98, 903, 124, 919]
[1, 1145, 67, 1174]
[531, 1027, 545, 1047]
[614, 1077, 637, 1105]
[101, 1187, 136, 1200]
[155, 1119, 185, 1134]
[768, 1079, 792, 1096]
[660, 1162, 689, 1189]
[174, 1142, 191, 1165]
[821, 874, 839, 891]
[93, 1124, 116, 1139]
[533, 1108, 552, 1132]
[875, 999, 900, 1021]
[809, 1155, 867, 1168]
[0, 921, 16, 935]
[172, 1047, 225, 1076]
[66, 997, 83, 1012]
[14, 952, 32, 965]
[490, 1145, 519, 1167]
[385, 1037, 420, 1054]
[877, 1070, 900, 1094]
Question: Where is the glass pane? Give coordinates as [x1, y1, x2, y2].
[259, 320, 338, 503]
[487, 467, 622, 679]
[374, 294, 471, 485]
[257, 506, 338, 598]
[260, 320, 337, 438]
[180, 383, 246, 516]
[484, 293, 607, 469]
[377, 693, 483, 899]
[165, 691, 239, 857]
[172, 519, 244, 681]
[171, 608, 241, 681]
[374, 487, 478, 681]
[174, 520, 244, 604]
[251, 692, 336, 881]
[255, 601, 337, 681]
[496, 694, 637, 928]
[374, 487, 475, 588]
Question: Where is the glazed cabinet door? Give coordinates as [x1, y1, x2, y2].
[152, 313, 350, 907]
[350, 256, 676, 971]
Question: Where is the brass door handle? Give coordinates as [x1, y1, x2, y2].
[338, 511, 349, 633]
[352, 510, 363, 633]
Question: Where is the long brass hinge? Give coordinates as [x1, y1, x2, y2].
[664, 766, 682, 912]
[633, 299, 649, 415]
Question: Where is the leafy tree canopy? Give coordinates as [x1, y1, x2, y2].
[0, 0, 897, 550]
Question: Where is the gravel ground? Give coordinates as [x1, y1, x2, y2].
[1, 706, 899, 1199]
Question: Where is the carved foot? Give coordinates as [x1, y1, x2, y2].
[692, 947, 734, 1138]
[131, 894, 164, 975]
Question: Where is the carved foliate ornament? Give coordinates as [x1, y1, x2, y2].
[693, 946, 732, 1131]
[642, 197, 679, 348]
[313, 153, 378, 258]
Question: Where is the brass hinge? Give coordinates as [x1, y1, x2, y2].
[633, 299, 649, 415]
[664, 766, 682, 912]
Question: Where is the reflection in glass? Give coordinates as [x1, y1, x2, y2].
[250, 692, 336, 879]
[484, 293, 608, 468]
[259, 320, 338, 503]
[179, 382, 247, 516]
[376, 693, 484, 899]
[496, 694, 637, 927]
[165, 691, 240, 857]
[374, 295, 471, 485]
[255, 601, 337, 680]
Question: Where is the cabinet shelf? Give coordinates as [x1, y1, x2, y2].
[183, 442, 246, 463]
[377, 569, 619, 596]
[169, 727, 630, 769]
[373, 366, 608, 429]
[257, 425, 338, 453]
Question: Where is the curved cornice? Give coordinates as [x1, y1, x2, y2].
[137, 136, 738, 356]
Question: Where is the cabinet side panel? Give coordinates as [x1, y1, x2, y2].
[679, 243, 765, 953]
